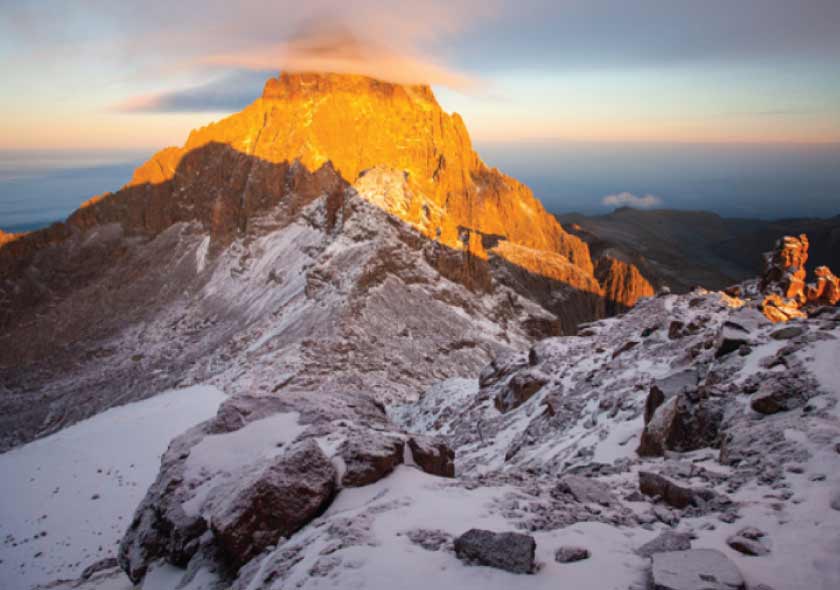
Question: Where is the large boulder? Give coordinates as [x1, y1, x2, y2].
[494, 370, 548, 413]
[638, 393, 722, 457]
[339, 431, 405, 487]
[408, 435, 455, 477]
[210, 439, 337, 568]
[650, 549, 745, 590]
[454, 529, 536, 574]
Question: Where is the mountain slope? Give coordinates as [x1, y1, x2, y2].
[0, 73, 652, 451]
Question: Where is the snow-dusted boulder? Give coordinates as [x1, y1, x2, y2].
[210, 438, 337, 567]
[408, 435, 455, 477]
[453, 529, 536, 574]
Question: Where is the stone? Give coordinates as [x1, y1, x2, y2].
[494, 370, 548, 412]
[339, 431, 404, 487]
[650, 549, 745, 590]
[556, 474, 616, 506]
[407, 435, 455, 478]
[735, 526, 765, 540]
[554, 545, 590, 563]
[830, 491, 840, 512]
[639, 471, 714, 510]
[636, 531, 692, 558]
[210, 439, 337, 568]
[769, 326, 804, 340]
[750, 376, 806, 415]
[454, 528, 536, 574]
[638, 393, 722, 457]
[726, 535, 769, 556]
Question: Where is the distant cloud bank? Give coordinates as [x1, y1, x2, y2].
[601, 192, 662, 209]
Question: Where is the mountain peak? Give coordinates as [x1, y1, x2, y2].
[261, 71, 438, 105]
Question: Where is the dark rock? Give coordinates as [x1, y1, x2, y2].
[636, 530, 692, 558]
[210, 439, 337, 568]
[750, 376, 807, 415]
[494, 371, 547, 412]
[339, 432, 404, 487]
[408, 435, 455, 478]
[638, 393, 722, 457]
[612, 340, 639, 359]
[726, 535, 769, 556]
[454, 528, 536, 574]
[554, 546, 590, 563]
[830, 491, 840, 512]
[650, 549, 745, 590]
[769, 326, 804, 340]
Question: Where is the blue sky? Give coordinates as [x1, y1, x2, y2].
[1, 0, 839, 149]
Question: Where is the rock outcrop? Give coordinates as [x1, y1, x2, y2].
[759, 234, 840, 322]
[595, 255, 655, 314]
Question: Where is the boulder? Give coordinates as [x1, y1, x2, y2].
[408, 435, 455, 477]
[636, 531, 692, 558]
[750, 375, 806, 415]
[556, 474, 616, 506]
[494, 370, 548, 412]
[638, 393, 722, 457]
[715, 322, 750, 358]
[639, 471, 715, 510]
[339, 431, 404, 487]
[830, 491, 840, 512]
[650, 549, 745, 590]
[726, 535, 769, 556]
[769, 326, 804, 340]
[806, 266, 840, 306]
[209, 439, 337, 568]
[454, 529, 536, 574]
[554, 545, 590, 563]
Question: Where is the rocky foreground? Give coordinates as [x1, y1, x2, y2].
[13, 235, 827, 590]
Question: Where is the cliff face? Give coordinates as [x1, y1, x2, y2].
[595, 256, 656, 314]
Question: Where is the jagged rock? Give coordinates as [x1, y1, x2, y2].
[636, 531, 692, 558]
[556, 475, 616, 506]
[339, 432, 405, 487]
[595, 255, 654, 314]
[638, 393, 722, 457]
[478, 352, 527, 388]
[454, 529, 536, 574]
[210, 439, 337, 568]
[650, 549, 745, 590]
[715, 322, 750, 358]
[407, 435, 455, 478]
[807, 266, 840, 305]
[639, 472, 716, 510]
[554, 545, 590, 563]
[726, 535, 769, 556]
[494, 370, 548, 412]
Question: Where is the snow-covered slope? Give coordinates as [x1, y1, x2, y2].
[0, 386, 226, 590]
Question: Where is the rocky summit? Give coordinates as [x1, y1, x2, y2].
[0, 72, 839, 590]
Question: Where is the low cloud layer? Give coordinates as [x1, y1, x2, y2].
[602, 192, 662, 209]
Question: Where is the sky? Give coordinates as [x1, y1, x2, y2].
[2, 0, 840, 151]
